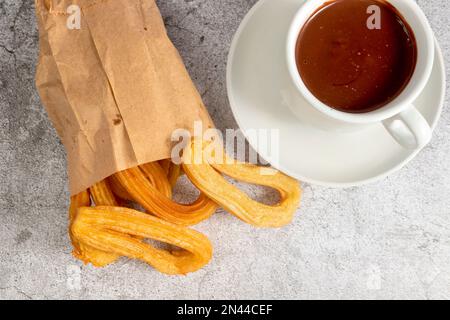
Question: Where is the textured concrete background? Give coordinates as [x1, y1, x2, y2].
[0, 0, 449, 300]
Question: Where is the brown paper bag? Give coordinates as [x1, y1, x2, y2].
[35, 0, 213, 195]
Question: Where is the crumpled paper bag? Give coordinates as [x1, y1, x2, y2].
[35, 0, 213, 195]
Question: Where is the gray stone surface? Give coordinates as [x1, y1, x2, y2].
[0, 0, 449, 300]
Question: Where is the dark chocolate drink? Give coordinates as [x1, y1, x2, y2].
[296, 0, 417, 113]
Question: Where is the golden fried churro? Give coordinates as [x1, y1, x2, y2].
[167, 162, 182, 188]
[109, 163, 172, 201]
[158, 159, 182, 188]
[90, 179, 119, 206]
[68, 140, 300, 273]
[69, 189, 120, 267]
[111, 167, 217, 226]
[159, 159, 171, 175]
[182, 140, 302, 228]
[69, 190, 91, 256]
[108, 176, 134, 201]
[88, 180, 121, 264]
[139, 162, 172, 198]
[71, 206, 213, 275]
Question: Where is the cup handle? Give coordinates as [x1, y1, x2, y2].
[382, 106, 432, 149]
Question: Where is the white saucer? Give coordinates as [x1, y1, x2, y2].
[227, 0, 446, 187]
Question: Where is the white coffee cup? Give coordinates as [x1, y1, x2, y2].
[286, 0, 435, 149]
